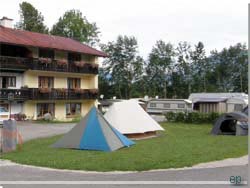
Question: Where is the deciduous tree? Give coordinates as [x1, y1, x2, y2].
[16, 2, 48, 33]
[101, 35, 143, 99]
[51, 10, 100, 46]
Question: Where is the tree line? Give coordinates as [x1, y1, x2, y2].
[15, 2, 248, 99]
[100, 38, 247, 99]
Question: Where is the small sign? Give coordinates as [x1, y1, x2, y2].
[7, 93, 14, 101]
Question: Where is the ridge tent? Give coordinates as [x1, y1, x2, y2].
[52, 107, 135, 151]
[104, 100, 164, 138]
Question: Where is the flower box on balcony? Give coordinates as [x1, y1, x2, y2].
[91, 63, 99, 69]
[57, 60, 67, 66]
[74, 61, 85, 67]
[39, 57, 52, 64]
[74, 88, 83, 93]
[39, 88, 52, 93]
[56, 88, 67, 92]
[84, 63, 92, 67]
[89, 89, 98, 94]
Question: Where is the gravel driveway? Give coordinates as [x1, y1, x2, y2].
[16, 121, 75, 142]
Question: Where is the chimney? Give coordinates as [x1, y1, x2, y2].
[0, 17, 13, 28]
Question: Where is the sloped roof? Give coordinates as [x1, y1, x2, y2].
[193, 98, 228, 103]
[188, 93, 248, 101]
[0, 26, 107, 57]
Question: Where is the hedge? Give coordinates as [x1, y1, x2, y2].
[164, 111, 221, 124]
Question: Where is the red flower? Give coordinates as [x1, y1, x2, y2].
[57, 60, 67, 66]
[74, 61, 85, 67]
[39, 58, 52, 64]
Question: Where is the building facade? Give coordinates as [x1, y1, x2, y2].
[0, 17, 107, 120]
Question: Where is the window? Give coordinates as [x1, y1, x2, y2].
[0, 104, 8, 111]
[0, 44, 32, 58]
[66, 103, 81, 117]
[177, 104, 185, 108]
[37, 103, 55, 117]
[0, 104, 9, 110]
[38, 76, 54, 88]
[150, 103, 156, 108]
[67, 78, 81, 89]
[234, 104, 243, 111]
[68, 53, 81, 61]
[163, 103, 170, 108]
[39, 48, 54, 58]
[0, 76, 16, 88]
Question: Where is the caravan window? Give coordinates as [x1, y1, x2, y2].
[178, 104, 185, 108]
[234, 104, 243, 111]
[150, 103, 156, 108]
[163, 103, 170, 108]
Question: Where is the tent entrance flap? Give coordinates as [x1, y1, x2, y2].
[220, 119, 236, 135]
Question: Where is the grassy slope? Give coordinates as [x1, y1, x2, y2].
[1, 123, 247, 171]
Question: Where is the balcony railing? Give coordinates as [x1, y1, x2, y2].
[0, 88, 98, 101]
[0, 88, 30, 101]
[0, 56, 98, 74]
[0, 56, 29, 71]
[29, 88, 98, 100]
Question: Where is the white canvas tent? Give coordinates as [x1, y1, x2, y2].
[104, 100, 164, 135]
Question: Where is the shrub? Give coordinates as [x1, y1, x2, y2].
[165, 111, 176, 122]
[175, 112, 185, 122]
[207, 112, 221, 124]
[14, 113, 27, 121]
[164, 111, 221, 124]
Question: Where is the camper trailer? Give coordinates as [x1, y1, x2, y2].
[188, 93, 248, 113]
[147, 99, 192, 115]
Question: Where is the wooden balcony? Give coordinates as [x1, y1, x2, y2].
[0, 88, 98, 101]
[0, 56, 98, 74]
[0, 88, 30, 101]
[29, 88, 98, 100]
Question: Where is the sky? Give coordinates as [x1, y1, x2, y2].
[0, 0, 248, 58]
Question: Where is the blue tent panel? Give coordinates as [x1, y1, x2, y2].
[79, 108, 110, 151]
[111, 126, 135, 147]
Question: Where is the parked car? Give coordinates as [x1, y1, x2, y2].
[0, 107, 10, 124]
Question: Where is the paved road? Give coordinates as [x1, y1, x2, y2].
[0, 161, 247, 188]
[16, 121, 74, 141]
[1, 185, 244, 188]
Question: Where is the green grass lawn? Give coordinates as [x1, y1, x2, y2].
[1, 123, 248, 171]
